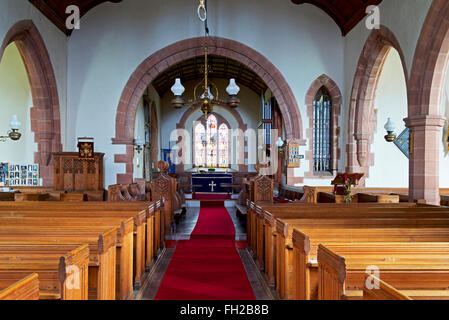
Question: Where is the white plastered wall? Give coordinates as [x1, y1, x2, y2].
[0, 43, 35, 164]
[66, 0, 344, 186]
[366, 48, 409, 187]
[0, 0, 68, 149]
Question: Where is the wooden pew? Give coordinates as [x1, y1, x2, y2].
[291, 228, 449, 300]
[0, 227, 116, 300]
[248, 202, 441, 285]
[273, 210, 449, 299]
[246, 201, 420, 253]
[0, 245, 89, 300]
[363, 273, 449, 300]
[317, 244, 449, 300]
[0, 204, 156, 291]
[0, 216, 135, 299]
[357, 193, 400, 203]
[0, 200, 166, 295]
[363, 274, 411, 300]
[0, 273, 40, 300]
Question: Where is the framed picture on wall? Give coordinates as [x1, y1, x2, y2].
[161, 149, 175, 174]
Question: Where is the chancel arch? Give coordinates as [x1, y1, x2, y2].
[0, 20, 62, 186]
[113, 36, 304, 184]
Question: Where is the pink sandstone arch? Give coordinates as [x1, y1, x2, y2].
[113, 37, 304, 184]
[406, 0, 449, 204]
[346, 25, 408, 185]
[0, 20, 62, 186]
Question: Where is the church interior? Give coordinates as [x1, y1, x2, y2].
[1, 0, 449, 304]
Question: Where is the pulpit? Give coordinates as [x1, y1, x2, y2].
[53, 152, 104, 192]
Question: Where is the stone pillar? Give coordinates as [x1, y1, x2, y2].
[35, 131, 54, 187]
[112, 138, 135, 184]
[405, 115, 445, 205]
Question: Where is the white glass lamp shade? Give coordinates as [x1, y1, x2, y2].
[9, 115, 21, 130]
[135, 137, 144, 147]
[384, 118, 396, 132]
[171, 78, 185, 96]
[276, 137, 284, 148]
[201, 87, 214, 100]
[226, 79, 240, 96]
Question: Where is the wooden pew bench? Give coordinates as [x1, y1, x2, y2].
[0, 273, 40, 300]
[246, 201, 421, 255]
[250, 203, 447, 287]
[0, 200, 165, 272]
[318, 244, 449, 300]
[362, 273, 449, 300]
[0, 227, 116, 300]
[0, 216, 136, 299]
[0, 245, 89, 300]
[291, 228, 449, 300]
[0, 208, 151, 293]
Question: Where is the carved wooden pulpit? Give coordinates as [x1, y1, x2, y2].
[151, 161, 176, 236]
[53, 152, 104, 192]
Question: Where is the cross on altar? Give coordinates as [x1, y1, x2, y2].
[209, 181, 216, 192]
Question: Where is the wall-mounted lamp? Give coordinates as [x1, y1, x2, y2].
[384, 118, 412, 158]
[276, 137, 287, 157]
[384, 118, 397, 142]
[0, 115, 22, 143]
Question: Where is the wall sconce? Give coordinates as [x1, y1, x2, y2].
[276, 137, 287, 156]
[384, 118, 412, 158]
[134, 137, 144, 168]
[0, 115, 22, 143]
[384, 118, 397, 142]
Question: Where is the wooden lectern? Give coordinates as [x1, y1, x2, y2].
[53, 152, 104, 192]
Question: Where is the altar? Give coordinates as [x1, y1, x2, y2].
[191, 173, 233, 194]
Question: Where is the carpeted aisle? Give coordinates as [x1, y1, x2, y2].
[154, 202, 255, 300]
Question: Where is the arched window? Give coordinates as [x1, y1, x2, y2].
[313, 87, 332, 173]
[194, 115, 229, 168]
[218, 124, 229, 168]
[194, 123, 206, 167]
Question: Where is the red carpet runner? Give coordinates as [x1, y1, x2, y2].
[155, 203, 255, 300]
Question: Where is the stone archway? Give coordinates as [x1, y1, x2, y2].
[113, 37, 304, 184]
[346, 25, 408, 185]
[406, 0, 449, 204]
[0, 20, 62, 186]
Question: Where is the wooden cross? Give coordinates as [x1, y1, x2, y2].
[209, 180, 216, 192]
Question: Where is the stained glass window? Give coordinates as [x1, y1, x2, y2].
[194, 123, 206, 167]
[194, 115, 229, 168]
[218, 124, 229, 168]
[206, 115, 218, 167]
[313, 86, 332, 173]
